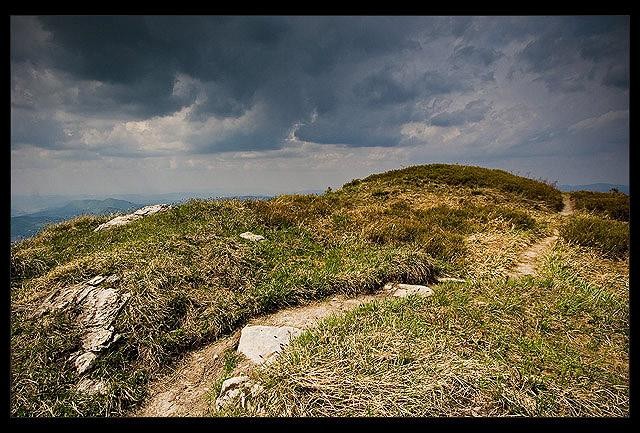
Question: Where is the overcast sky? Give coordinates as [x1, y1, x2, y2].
[11, 16, 629, 197]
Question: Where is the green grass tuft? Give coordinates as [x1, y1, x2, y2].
[560, 214, 628, 259]
[571, 190, 629, 221]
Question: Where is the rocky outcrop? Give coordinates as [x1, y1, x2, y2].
[215, 376, 264, 412]
[94, 204, 171, 232]
[38, 274, 130, 374]
[239, 232, 265, 242]
[237, 325, 302, 365]
[384, 282, 433, 297]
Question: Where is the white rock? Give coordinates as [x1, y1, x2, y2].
[94, 214, 142, 231]
[41, 275, 130, 374]
[215, 376, 264, 411]
[78, 287, 130, 328]
[87, 275, 106, 286]
[82, 327, 121, 352]
[237, 325, 302, 364]
[94, 204, 170, 231]
[384, 282, 433, 298]
[72, 352, 97, 375]
[76, 378, 108, 395]
[239, 232, 265, 242]
[220, 376, 250, 394]
[133, 204, 170, 216]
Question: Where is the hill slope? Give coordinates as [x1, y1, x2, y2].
[11, 198, 140, 241]
[10, 164, 628, 417]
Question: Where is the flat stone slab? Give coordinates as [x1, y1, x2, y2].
[384, 282, 433, 298]
[239, 232, 265, 242]
[94, 204, 171, 231]
[237, 325, 302, 364]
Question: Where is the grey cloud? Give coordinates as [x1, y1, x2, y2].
[452, 45, 503, 67]
[429, 100, 492, 127]
[353, 69, 418, 106]
[602, 64, 629, 89]
[534, 74, 586, 93]
[10, 15, 630, 173]
[515, 16, 628, 93]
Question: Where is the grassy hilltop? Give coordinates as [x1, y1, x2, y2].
[10, 164, 629, 417]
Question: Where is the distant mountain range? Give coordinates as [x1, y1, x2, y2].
[558, 183, 629, 194]
[11, 198, 141, 242]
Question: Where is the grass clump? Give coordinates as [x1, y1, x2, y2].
[560, 214, 628, 259]
[571, 190, 629, 221]
[237, 242, 628, 417]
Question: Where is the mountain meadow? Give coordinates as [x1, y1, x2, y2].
[10, 164, 629, 417]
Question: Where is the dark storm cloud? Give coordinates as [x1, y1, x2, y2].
[11, 15, 629, 162]
[514, 16, 629, 93]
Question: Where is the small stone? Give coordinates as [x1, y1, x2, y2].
[87, 275, 106, 286]
[76, 378, 109, 395]
[72, 351, 97, 374]
[237, 325, 302, 364]
[239, 232, 265, 242]
[215, 375, 264, 412]
[384, 282, 433, 298]
[219, 375, 250, 394]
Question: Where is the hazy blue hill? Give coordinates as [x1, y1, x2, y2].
[559, 183, 629, 194]
[11, 198, 140, 241]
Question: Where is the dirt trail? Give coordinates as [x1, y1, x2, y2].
[560, 193, 575, 216]
[134, 194, 575, 417]
[134, 291, 405, 416]
[507, 194, 573, 278]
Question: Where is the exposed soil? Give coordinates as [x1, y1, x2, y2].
[507, 193, 574, 278]
[134, 291, 399, 416]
